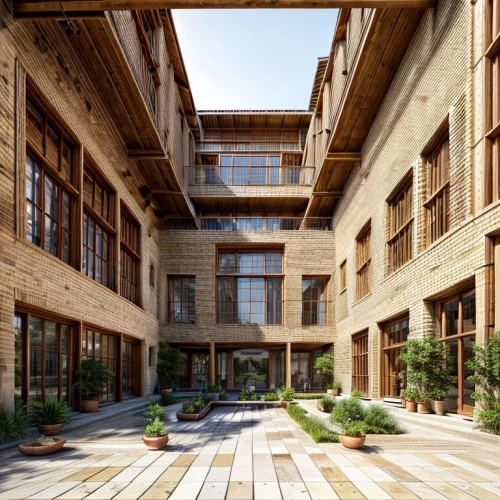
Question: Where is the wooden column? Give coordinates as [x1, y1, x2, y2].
[117, 334, 123, 402]
[209, 341, 216, 386]
[285, 342, 292, 389]
[74, 321, 83, 411]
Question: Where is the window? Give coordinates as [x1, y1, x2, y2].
[25, 97, 76, 265]
[148, 346, 156, 367]
[150, 264, 155, 288]
[217, 155, 281, 185]
[302, 278, 327, 325]
[83, 166, 115, 289]
[387, 175, 413, 274]
[120, 206, 141, 305]
[169, 277, 195, 324]
[424, 135, 450, 245]
[485, 0, 500, 204]
[352, 331, 369, 396]
[217, 250, 283, 325]
[381, 316, 409, 398]
[356, 223, 371, 301]
[14, 312, 73, 405]
[339, 260, 347, 291]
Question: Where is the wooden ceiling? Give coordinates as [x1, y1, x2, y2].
[193, 196, 310, 213]
[306, 6, 426, 217]
[309, 58, 328, 112]
[198, 112, 312, 130]
[12, 1, 436, 19]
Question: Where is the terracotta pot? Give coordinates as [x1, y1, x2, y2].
[281, 401, 288, 409]
[327, 388, 340, 396]
[161, 389, 173, 394]
[400, 397, 406, 408]
[81, 399, 99, 413]
[417, 401, 431, 414]
[142, 434, 169, 450]
[340, 435, 366, 449]
[207, 393, 220, 401]
[406, 401, 417, 412]
[19, 438, 66, 456]
[432, 400, 447, 416]
[39, 423, 63, 436]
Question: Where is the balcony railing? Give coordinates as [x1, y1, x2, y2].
[199, 217, 332, 231]
[196, 142, 301, 152]
[187, 166, 315, 187]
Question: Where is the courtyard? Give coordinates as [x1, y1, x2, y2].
[1, 401, 500, 500]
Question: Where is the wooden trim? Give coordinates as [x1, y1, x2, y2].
[15, 59, 26, 239]
[325, 152, 361, 162]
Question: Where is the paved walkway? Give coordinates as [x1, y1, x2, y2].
[1, 402, 500, 499]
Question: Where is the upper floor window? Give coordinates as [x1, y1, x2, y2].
[120, 205, 140, 305]
[356, 222, 371, 301]
[216, 155, 282, 185]
[387, 174, 413, 274]
[169, 277, 195, 324]
[25, 96, 76, 265]
[82, 166, 115, 289]
[217, 249, 283, 325]
[339, 260, 347, 292]
[424, 134, 450, 245]
[302, 278, 327, 325]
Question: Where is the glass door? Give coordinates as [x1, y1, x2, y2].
[123, 340, 135, 398]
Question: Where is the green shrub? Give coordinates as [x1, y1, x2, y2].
[219, 392, 228, 401]
[330, 397, 366, 426]
[286, 404, 338, 443]
[351, 389, 362, 398]
[160, 392, 176, 406]
[265, 392, 279, 401]
[157, 340, 180, 391]
[287, 404, 307, 422]
[239, 388, 258, 401]
[331, 382, 342, 390]
[207, 385, 221, 393]
[343, 420, 366, 437]
[181, 395, 208, 414]
[293, 394, 324, 400]
[363, 405, 404, 434]
[313, 353, 335, 389]
[144, 402, 164, 423]
[278, 387, 295, 402]
[73, 358, 115, 398]
[144, 419, 167, 437]
[317, 395, 335, 413]
[32, 398, 71, 425]
[0, 399, 28, 444]
[403, 387, 420, 402]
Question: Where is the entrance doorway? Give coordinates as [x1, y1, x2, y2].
[352, 331, 369, 395]
[123, 340, 139, 398]
[381, 316, 408, 398]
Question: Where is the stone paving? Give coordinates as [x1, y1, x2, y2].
[1, 401, 500, 499]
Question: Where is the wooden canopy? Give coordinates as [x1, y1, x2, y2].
[198, 111, 312, 130]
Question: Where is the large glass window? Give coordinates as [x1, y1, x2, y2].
[382, 316, 409, 398]
[120, 206, 141, 305]
[302, 278, 327, 325]
[356, 223, 371, 301]
[218, 155, 281, 185]
[170, 277, 196, 324]
[217, 250, 283, 325]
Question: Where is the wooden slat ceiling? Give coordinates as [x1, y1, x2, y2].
[198, 111, 312, 130]
[309, 58, 328, 111]
[306, 6, 426, 217]
[12, 0, 436, 18]
[193, 196, 310, 213]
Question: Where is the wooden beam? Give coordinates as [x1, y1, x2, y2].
[312, 191, 343, 197]
[326, 152, 361, 162]
[151, 189, 184, 196]
[0, 0, 13, 27]
[129, 154, 169, 160]
[13, 0, 437, 16]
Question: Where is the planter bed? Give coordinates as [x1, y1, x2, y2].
[176, 400, 282, 421]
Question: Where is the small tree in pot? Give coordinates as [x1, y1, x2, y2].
[313, 353, 335, 393]
[73, 358, 115, 413]
[157, 340, 180, 392]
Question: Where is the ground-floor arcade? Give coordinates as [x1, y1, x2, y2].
[168, 342, 333, 392]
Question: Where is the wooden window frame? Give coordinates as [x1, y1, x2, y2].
[302, 277, 328, 326]
[439, 290, 476, 340]
[352, 330, 369, 396]
[387, 173, 414, 274]
[120, 203, 141, 306]
[339, 260, 347, 292]
[82, 162, 116, 290]
[169, 276, 196, 324]
[355, 222, 371, 301]
[423, 133, 450, 246]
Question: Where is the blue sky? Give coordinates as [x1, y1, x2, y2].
[172, 10, 338, 111]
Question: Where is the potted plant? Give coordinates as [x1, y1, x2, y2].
[340, 420, 366, 449]
[207, 384, 221, 401]
[317, 395, 335, 413]
[278, 387, 295, 408]
[19, 437, 67, 455]
[142, 402, 168, 449]
[403, 387, 419, 412]
[430, 389, 448, 416]
[32, 398, 71, 435]
[72, 358, 115, 413]
[328, 382, 342, 397]
[157, 340, 180, 393]
[314, 353, 335, 393]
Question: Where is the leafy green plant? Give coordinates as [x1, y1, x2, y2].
[330, 397, 366, 426]
[331, 382, 342, 390]
[207, 385, 221, 393]
[219, 392, 228, 401]
[343, 420, 366, 437]
[286, 404, 338, 443]
[0, 399, 28, 444]
[144, 402, 164, 423]
[73, 358, 115, 398]
[466, 332, 500, 434]
[317, 395, 335, 413]
[239, 388, 258, 401]
[181, 395, 208, 414]
[144, 419, 167, 437]
[32, 398, 71, 425]
[363, 405, 404, 434]
[313, 353, 335, 389]
[287, 403, 308, 421]
[350, 389, 362, 398]
[292, 394, 324, 400]
[265, 392, 279, 401]
[157, 340, 180, 391]
[160, 392, 176, 406]
[278, 387, 295, 402]
[403, 387, 420, 402]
